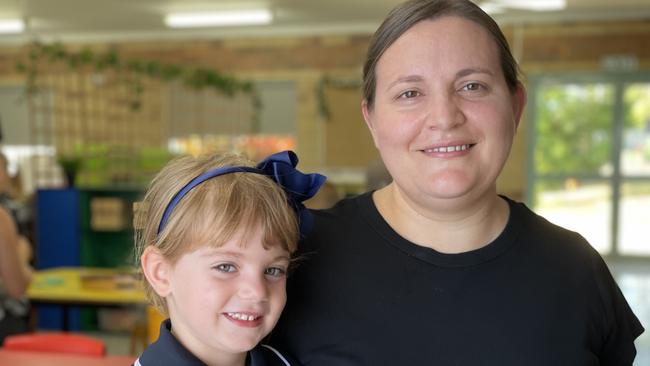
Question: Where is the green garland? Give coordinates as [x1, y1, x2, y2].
[15, 41, 260, 112]
[316, 75, 361, 120]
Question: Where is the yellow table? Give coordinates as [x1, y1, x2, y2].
[27, 267, 159, 353]
[28, 266, 146, 305]
[27, 267, 147, 333]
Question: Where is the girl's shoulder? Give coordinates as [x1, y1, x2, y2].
[251, 344, 298, 366]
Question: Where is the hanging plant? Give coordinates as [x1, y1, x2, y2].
[15, 41, 260, 113]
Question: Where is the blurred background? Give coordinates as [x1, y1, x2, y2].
[0, 0, 649, 363]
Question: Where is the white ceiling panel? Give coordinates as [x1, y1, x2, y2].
[0, 0, 648, 43]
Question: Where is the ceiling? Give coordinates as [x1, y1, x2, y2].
[0, 0, 649, 44]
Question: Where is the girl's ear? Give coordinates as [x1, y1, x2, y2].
[141, 246, 172, 297]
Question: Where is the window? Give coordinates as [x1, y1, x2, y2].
[527, 73, 650, 257]
[527, 73, 650, 363]
[167, 80, 297, 160]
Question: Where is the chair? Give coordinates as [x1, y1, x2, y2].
[2, 332, 106, 357]
[129, 305, 165, 354]
[146, 305, 165, 344]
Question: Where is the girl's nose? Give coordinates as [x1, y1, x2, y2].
[238, 274, 269, 301]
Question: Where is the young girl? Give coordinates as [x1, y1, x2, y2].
[134, 150, 324, 366]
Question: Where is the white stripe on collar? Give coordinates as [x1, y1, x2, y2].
[260, 344, 291, 366]
[135, 345, 289, 366]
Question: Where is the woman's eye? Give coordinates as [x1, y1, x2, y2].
[264, 267, 286, 278]
[462, 82, 483, 92]
[214, 263, 237, 273]
[399, 90, 420, 99]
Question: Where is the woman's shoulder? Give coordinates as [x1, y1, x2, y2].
[309, 191, 373, 222]
[506, 196, 591, 247]
[304, 191, 376, 242]
[505, 196, 613, 282]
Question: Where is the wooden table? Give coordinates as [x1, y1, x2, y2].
[0, 349, 135, 366]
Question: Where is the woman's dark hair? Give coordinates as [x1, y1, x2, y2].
[362, 0, 521, 109]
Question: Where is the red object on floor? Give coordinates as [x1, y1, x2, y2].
[3, 332, 106, 357]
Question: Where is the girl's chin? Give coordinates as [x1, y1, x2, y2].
[216, 339, 262, 355]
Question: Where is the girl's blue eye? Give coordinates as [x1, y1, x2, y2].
[214, 264, 236, 273]
[264, 267, 286, 277]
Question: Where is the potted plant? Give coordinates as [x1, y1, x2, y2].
[57, 154, 83, 187]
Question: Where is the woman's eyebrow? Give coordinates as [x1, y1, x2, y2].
[455, 67, 494, 78]
[385, 69, 494, 91]
[386, 74, 424, 90]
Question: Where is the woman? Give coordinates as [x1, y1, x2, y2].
[0, 153, 32, 344]
[0, 206, 32, 344]
[271, 0, 644, 365]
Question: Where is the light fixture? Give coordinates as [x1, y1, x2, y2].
[165, 9, 273, 28]
[481, 0, 566, 12]
[480, 3, 506, 14]
[0, 19, 24, 34]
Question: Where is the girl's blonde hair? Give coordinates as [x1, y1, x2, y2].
[134, 153, 299, 315]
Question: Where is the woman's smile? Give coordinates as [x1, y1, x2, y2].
[418, 142, 477, 157]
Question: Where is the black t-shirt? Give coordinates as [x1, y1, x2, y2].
[136, 319, 295, 366]
[271, 193, 644, 365]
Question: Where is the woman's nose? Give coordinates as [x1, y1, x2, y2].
[426, 92, 465, 130]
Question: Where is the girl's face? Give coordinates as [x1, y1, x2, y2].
[363, 16, 526, 206]
[157, 224, 290, 364]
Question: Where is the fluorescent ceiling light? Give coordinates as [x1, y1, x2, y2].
[483, 0, 566, 12]
[165, 10, 273, 28]
[0, 19, 24, 34]
[480, 3, 506, 14]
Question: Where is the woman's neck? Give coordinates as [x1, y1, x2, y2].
[373, 183, 510, 254]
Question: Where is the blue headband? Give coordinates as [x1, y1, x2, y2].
[157, 150, 326, 236]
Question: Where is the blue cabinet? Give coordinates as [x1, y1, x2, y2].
[36, 189, 80, 268]
[35, 188, 142, 331]
[35, 188, 81, 330]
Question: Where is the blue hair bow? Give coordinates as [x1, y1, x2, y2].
[256, 150, 327, 236]
[157, 150, 326, 236]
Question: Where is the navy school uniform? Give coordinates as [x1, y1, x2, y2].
[134, 319, 295, 366]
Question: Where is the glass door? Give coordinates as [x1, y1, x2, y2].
[619, 83, 650, 255]
[529, 80, 615, 253]
[528, 74, 650, 364]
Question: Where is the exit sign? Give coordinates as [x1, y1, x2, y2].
[601, 54, 639, 72]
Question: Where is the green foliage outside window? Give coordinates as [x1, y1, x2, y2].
[535, 84, 615, 175]
[624, 85, 650, 163]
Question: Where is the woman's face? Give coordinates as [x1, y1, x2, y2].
[363, 16, 526, 204]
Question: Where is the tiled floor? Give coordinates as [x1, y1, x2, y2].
[612, 261, 650, 366]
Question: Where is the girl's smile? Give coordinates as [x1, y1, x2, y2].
[224, 312, 264, 327]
